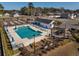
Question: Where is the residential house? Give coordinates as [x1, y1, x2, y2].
[13, 13, 20, 17]
[48, 13, 61, 18]
[4, 13, 10, 17]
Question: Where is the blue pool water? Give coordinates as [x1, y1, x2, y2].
[14, 26, 42, 39]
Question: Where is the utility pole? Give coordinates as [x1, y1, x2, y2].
[33, 35, 36, 55]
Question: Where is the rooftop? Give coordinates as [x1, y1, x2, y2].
[36, 18, 53, 24]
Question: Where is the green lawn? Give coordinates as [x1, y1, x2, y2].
[0, 27, 20, 56]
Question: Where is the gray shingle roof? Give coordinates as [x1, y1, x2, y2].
[36, 18, 52, 24]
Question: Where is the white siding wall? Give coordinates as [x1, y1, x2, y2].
[40, 23, 49, 29]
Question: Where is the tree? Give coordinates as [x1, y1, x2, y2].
[0, 4, 4, 17]
[75, 9, 79, 13]
[28, 2, 34, 8]
[0, 4, 4, 10]
[20, 7, 28, 15]
[54, 20, 62, 26]
[34, 7, 43, 16]
[28, 2, 34, 16]
[42, 7, 49, 15]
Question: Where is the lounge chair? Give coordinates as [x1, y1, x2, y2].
[41, 40, 45, 43]
[50, 46, 54, 49]
[54, 43, 59, 48]
[18, 20, 25, 24]
[10, 21, 14, 25]
[49, 43, 53, 46]
[20, 47, 31, 56]
[14, 21, 21, 25]
[29, 44, 33, 48]
[41, 49, 47, 54]
[38, 53, 42, 56]
[46, 46, 51, 51]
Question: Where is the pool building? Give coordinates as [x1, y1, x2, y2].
[33, 18, 54, 29]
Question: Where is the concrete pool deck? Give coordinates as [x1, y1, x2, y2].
[6, 24, 50, 47]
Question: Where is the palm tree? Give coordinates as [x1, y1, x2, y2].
[28, 2, 34, 16]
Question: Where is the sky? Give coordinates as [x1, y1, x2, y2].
[0, 2, 79, 10]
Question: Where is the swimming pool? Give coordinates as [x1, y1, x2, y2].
[14, 26, 42, 39]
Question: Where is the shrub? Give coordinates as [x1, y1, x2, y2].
[71, 32, 79, 43]
[54, 20, 62, 26]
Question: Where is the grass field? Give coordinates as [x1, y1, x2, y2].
[0, 27, 20, 56]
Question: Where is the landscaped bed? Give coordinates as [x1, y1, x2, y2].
[69, 28, 79, 42]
